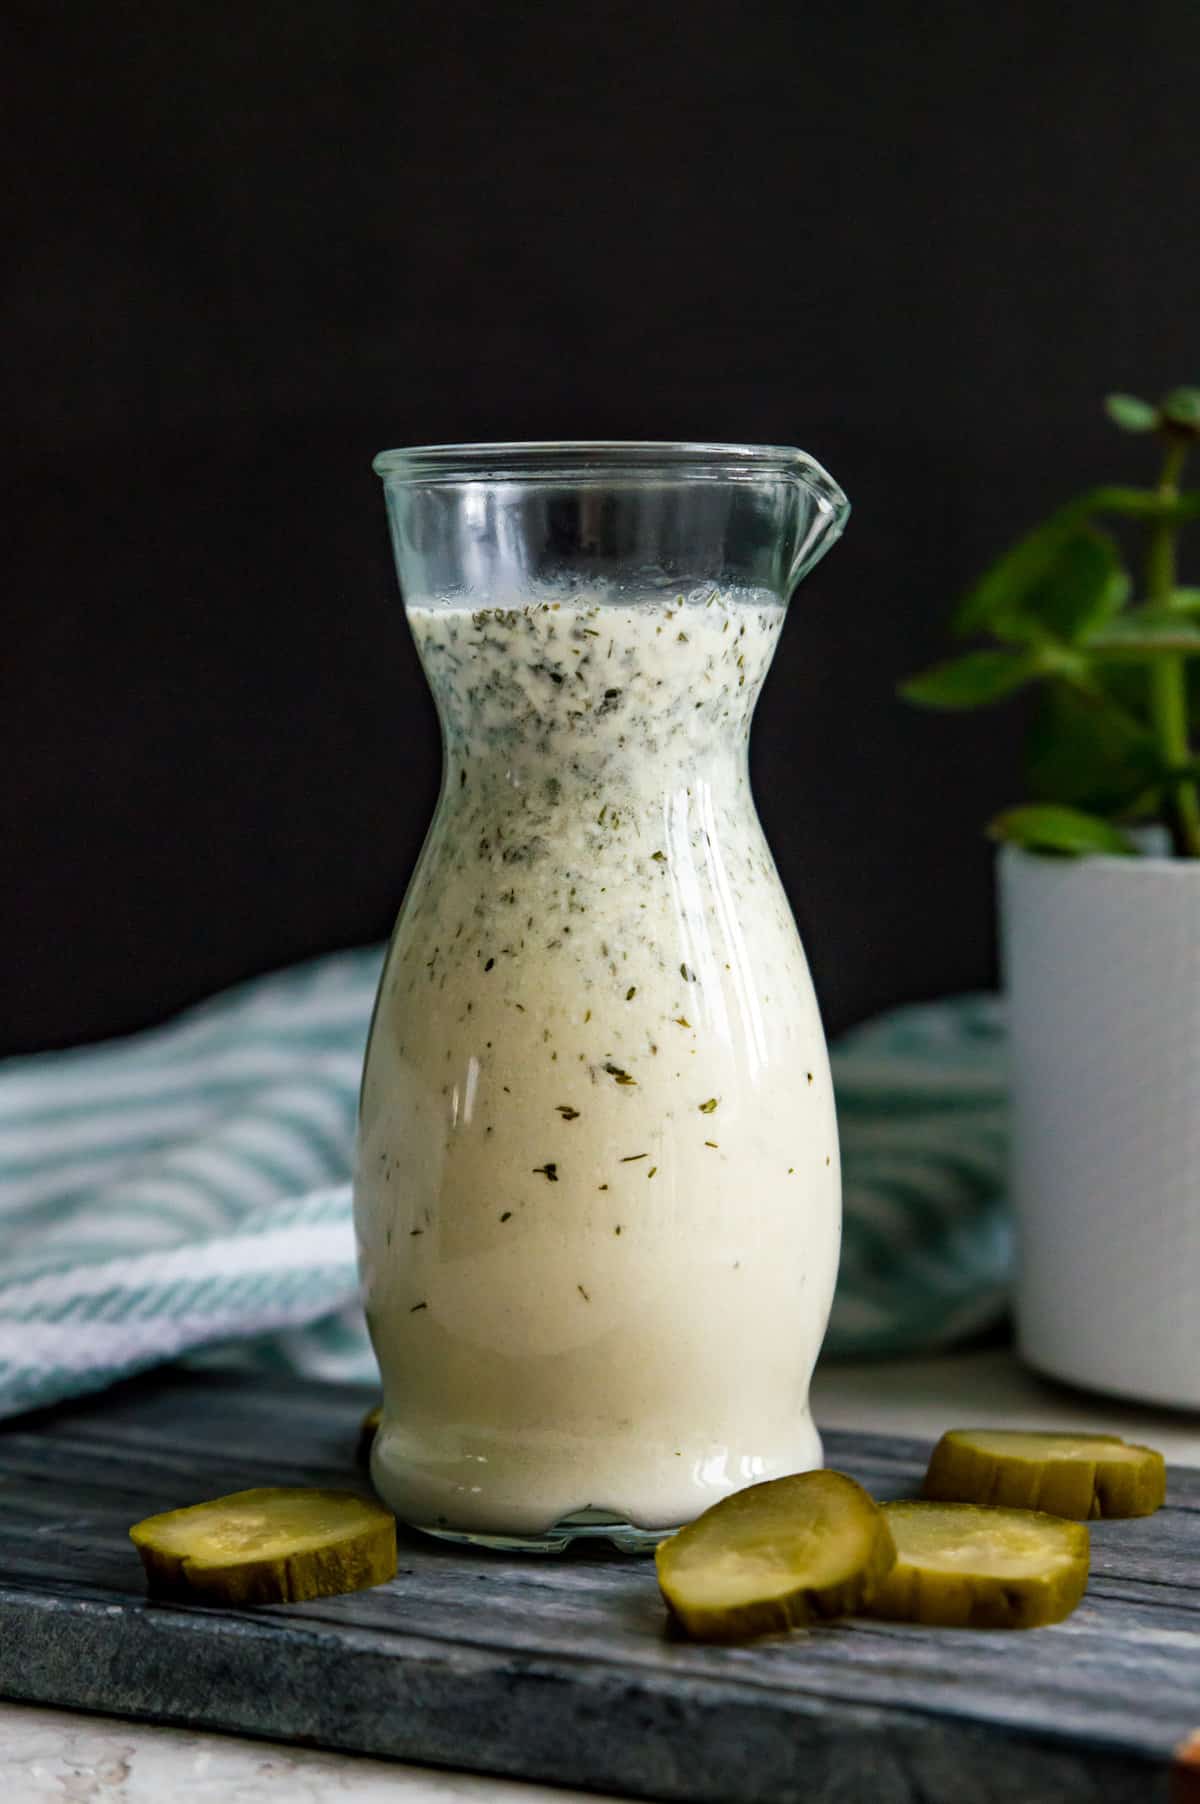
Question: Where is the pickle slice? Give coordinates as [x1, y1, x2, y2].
[922, 1428, 1166, 1519]
[130, 1487, 397, 1606]
[867, 1500, 1089, 1629]
[655, 1470, 896, 1643]
[357, 1403, 382, 1468]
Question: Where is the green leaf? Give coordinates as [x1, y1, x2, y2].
[1019, 529, 1128, 644]
[1079, 485, 1200, 522]
[1023, 680, 1158, 812]
[1160, 387, 1200, 430]
[1086, 610, 1200, 656]
[988, 803, 1137, 857]
[1105, 393, 1160, 433]
[953, 519, 1077, 637]
[900, 649, 1039, 709]
[954, 497, 1200, 640]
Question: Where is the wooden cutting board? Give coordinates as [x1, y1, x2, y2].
[1, 1367, 1197, 1803]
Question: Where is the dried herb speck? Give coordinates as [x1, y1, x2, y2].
[625, 986, 637, 1001]
[500, 1210, 512, 1222]
[698, 1098, 718, 1114]
[556, 1104, 581, 1120]
[410, 1301, 428, 1313]
[620, 1152, 648, 1162]
[578, 1284, 591, 1301]
[604, 1062, 636, 1085]
[533, 1162, 559, 1182]
[484, 957, 495, 972]
[651, 850, 667, 863]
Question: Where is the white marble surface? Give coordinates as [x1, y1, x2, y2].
[0, 1701, 639, 1802]
[4, 1346, 1198, 1800]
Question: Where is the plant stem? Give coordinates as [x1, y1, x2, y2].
[1147, 436, 1199, 856]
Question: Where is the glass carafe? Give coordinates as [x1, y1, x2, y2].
[356, 443, 849, 1550]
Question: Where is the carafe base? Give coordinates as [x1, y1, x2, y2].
[410, 1508, 673, 1555]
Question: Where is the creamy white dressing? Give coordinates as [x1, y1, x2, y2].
[354, 590, 840, 1539]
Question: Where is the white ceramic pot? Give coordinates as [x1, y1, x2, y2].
[998, 840, 1200, 1408]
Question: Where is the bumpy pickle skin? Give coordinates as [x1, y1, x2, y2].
[655, 1470, 896, 1643]
[130, 1486, 397, 1606]
[922, 1428, 1166, 1519]
[866, 1501, 1090, 1629]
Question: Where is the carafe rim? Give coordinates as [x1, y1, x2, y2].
[373, 439, 848, 514]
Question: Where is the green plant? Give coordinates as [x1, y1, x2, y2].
[902, 387, 1200, 857]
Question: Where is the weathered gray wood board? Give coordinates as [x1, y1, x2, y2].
[1, 1369, 1198, 1803]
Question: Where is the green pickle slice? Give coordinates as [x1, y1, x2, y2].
[130, 1486, 397, 1606]
[923, 1428, 1166, 1519]
[655, 1469, 896, 1642]
[867, 1500, 1089, 1629]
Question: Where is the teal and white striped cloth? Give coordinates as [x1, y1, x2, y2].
[0, 950, 1009, 1420]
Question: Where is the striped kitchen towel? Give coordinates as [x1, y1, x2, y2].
[0, 951, 1009, 1420]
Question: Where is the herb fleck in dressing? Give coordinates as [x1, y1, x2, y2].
[357, 592, 840, 1538]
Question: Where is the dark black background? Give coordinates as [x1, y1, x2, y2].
[4, 1, 1197, 1054]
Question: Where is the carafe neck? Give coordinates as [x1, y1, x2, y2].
[408, 594, 784, 780]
